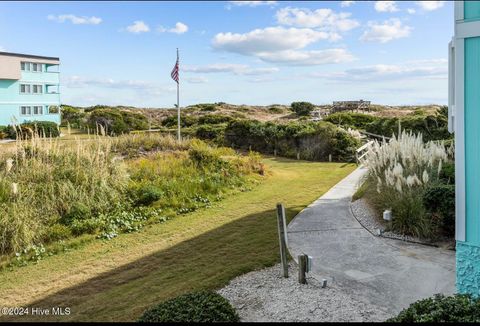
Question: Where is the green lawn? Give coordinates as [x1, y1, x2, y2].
[0, 157, 356, 322]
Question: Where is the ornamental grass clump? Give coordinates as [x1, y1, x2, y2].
[360, 131, 453, 238]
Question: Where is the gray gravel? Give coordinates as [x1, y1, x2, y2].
[218, 263, 392, 322]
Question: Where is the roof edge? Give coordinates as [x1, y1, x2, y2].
[0, 51, 59, 61]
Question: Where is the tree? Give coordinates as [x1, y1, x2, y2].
[291, 102, 315, 116]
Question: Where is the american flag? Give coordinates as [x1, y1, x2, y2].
[171, 49, 179, 84]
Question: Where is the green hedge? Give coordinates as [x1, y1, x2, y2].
[138, 291, 239, 323]
[7, 121, 60, 139]
[224, 119, 360, 162]
[387, 294, 480, 322]
[423, 184, 455, 236]
[87, 108, 148, 135]
[323, 108, 452, 142]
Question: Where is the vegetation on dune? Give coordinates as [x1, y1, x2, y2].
[324, 106, 452, 142]
[290, 101, 315, 116]
[224, 119, 360, 162]
[0, 133, 264, 258]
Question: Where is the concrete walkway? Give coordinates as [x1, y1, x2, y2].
[287, 167, 455, 315]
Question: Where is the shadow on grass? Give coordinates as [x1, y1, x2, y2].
[4, 205, 304, 322]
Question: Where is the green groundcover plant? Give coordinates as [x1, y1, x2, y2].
[138, 291, 240, 323]
[387, 294, 480, 323]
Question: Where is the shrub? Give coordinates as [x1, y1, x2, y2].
[135, 184, 163, 206]
[0, 126, 9, 139]
[161, 114, 198, 128]
[423, 184, 455, 236]
[360, 131, 453, 238]
[291, 101, 315, 116]
[324, 112, 378, 130]
[197, 114, 232, 125]
[387, 294, 480, 322]
[224, 119, 359, 162]
[61, 105, 86, 128]
[87, 108, 148, 135]
[8, 121, 60, 139]
[138, 291, 239, 323]
[44, 224, 72, 242]
[195, 124, 226, 141]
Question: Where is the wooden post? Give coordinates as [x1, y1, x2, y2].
[296, 152, 300, 160]
[276, 203, 288, 278]
[298, 254, 307, 284]
[274, 148, 277, 157]
[329, 154, 332, 162]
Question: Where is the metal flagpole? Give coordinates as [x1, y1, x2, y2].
[176, 48, 181, 141]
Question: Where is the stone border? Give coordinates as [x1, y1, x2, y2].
[349, 198, 438, 247]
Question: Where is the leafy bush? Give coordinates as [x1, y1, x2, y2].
[161, 114, 198, 128]
[197, 114, 232, 125]
[423, 184, 455, 236]
[87, 108, 148, 135]
[134, 184, 163, 206]
[360, 131, 453, 238]
[61, 105, 86, 128]
[225, 119, 360, 162]
[387, 294, 480, 322]
[0, 126, 9, 139]
[324, 112, 377, 130]
[195, 124, 226, 141]
[138, 291, 239, 323]
[291, 101, 315, 116]
[8, 121, 60, 139]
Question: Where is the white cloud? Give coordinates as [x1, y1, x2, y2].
[169, 22, 189, 34]
[64, 76, 175, 95]
[341, 1, 355, 8]
[374, 1, 399, 12]
[360, 19, 412, 43]
[213, 27, 332, 55]
[407, 8, 416, 14]
[416, 1, 445, 11]
[47, 14, 102, 25]
[185, 76, 208, 84]
[0, 46, 5, 52]
[183, 63, 279, 75]
[314, 59, 447, 82]
[157, 22, 189, 34]
[275, 7, 360, 32]
[212, 26, 355, 65]
[228, 1, 277, 7]
[256, 48, 355, 65]
[126, 21, 150, 33]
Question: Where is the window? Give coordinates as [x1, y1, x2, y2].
[33, 85, 43, 94]
[20, 84, 31, 94]
[21, 62, 26, 71]
[33, 106, 43, 115]
[32, 63, 42, 72]
[20, 106, 32, 115]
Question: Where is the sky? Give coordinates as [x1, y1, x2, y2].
[0, 1, 453, 108]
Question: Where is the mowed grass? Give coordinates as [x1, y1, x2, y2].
[0, 158, 356, 322]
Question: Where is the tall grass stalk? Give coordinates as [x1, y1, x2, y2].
[360, 131, 453, 238]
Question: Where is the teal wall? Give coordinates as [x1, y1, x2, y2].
[0, 63, 60, 126]
[464, 1, 480, 21]
[457, 2, 480, 296]
[465, 37, 480, 245]
[457, 242, 480, 296]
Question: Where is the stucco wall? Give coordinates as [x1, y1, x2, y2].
[456, 241, 480, 297]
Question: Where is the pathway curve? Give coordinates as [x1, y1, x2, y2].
[287, 166, 455, 315]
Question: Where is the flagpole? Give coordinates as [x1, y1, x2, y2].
[176, 48, 181, 141]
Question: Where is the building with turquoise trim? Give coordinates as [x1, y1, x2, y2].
[450, 1, 480, 296]
[0, 51, 60, 126]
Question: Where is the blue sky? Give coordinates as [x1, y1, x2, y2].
[0, 1, 453, 107]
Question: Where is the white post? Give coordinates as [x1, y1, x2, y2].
[177, 48, 181, 142]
